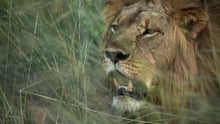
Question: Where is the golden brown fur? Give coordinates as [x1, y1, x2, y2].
[102, 0, 220, 123]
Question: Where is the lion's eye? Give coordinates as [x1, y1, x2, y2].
[110, 24, 119, 33]
[142, 29, 158, 37]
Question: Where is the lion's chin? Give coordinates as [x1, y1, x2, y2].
[112, 96, 146, 113]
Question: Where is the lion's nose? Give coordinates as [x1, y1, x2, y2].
[105, 50, 130, 63]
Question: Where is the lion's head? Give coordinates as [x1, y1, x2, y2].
[102, 0, 220, 117]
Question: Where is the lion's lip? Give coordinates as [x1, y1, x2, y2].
[114, 78, 133, 91]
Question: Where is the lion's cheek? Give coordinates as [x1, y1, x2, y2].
[151, 42, 177, 69]
[132, 52, 157, 90]
[136, 66, 156, 90]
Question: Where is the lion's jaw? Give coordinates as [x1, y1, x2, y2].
[104, 57, 151, 113]
[112, 96, 146, 113]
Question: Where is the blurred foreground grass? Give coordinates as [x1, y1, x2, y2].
[0, 0, 121, 123]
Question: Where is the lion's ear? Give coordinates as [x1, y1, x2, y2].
[177, 7, 208, 39]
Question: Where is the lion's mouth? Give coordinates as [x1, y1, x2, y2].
[109, 71, 147, 99]
[107, 71, 147, 112]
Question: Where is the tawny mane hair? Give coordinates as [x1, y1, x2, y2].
[103, 0, 220, 107]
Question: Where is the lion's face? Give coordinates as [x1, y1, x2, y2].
[103, 1, 178, 113]
[102, 0, 209, 114]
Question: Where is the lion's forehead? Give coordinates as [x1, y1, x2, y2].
[116, 6, 166, 26]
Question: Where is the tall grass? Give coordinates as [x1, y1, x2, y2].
[0, 0, 122, 123]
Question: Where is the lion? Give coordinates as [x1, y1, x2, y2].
[102, 0, 220, 123]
